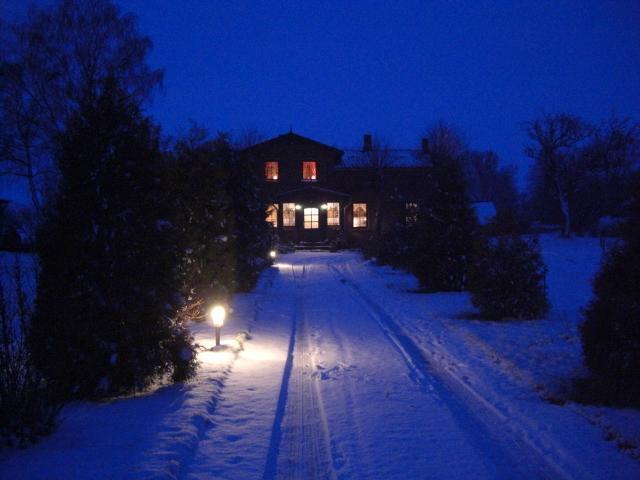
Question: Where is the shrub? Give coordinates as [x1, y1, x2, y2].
[580, 174, 640, 400]
[581, 245, 640, 381]
[0, 259, 59, 447]
[469, 236, 549, 320]
[377, 222, 413, 269]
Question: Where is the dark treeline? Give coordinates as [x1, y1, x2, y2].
[0, 0, 272, 446]
[525, 113, 640, 237]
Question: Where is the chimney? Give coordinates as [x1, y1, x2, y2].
[363, 133, 372, 152]
[421, 138, 429, 154]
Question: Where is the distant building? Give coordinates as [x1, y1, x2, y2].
[244, 132, 428, 246]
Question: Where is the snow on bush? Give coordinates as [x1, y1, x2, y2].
[469, 235, 549, 320]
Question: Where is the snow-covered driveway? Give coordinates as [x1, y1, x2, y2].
[172, 251, 638, 480]
[2, 249, 638, 480]
[265, 253, 532, 479]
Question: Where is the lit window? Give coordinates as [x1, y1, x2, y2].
[283, 203, 296, 227]
[265, 161, 279, 181]
[302, 161, 317, 181]
[405, 202, 419, 224]
[266, 204, 278, 227]
[327, 202, 340, 226]
[304, 208, 319, 229]
[353, 203, 367, 228]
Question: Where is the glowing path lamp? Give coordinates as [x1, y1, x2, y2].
[209, 305, 226, 347]
[269, 250, 277, 260]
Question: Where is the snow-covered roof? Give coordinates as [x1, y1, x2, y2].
[338, 149, 425, 168]
[471, 201, 497, 225]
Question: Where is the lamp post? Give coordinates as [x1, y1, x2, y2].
[209, 305, 226, 347]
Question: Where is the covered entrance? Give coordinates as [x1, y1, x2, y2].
[273, 186, 350, 245]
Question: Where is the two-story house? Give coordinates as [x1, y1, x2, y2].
[243, 132, 428, 247]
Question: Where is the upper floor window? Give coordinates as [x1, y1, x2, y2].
[302, 161, 317, 181]
[353, 203, 367, 228]
[405, 202, 419, 224]
[282, 203, 296, 227]
[266, 204, 278, 227]
[265, 161, 279, 181]
[327, 202, 340, 227]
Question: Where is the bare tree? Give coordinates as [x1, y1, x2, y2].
[233, 126, 266, 149]
[0, 0, 163, 214]
[463, 150, 519, 211]
[423, 121, 467, 163]
[525, 113, 591, 237]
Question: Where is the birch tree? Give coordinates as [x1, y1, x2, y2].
[525, 113, 590, 237]
[0, 0, 163, 214]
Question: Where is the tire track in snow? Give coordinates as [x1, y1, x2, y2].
[330, 262, 586, 480]
[264, 259, 337, 480]
[262, 263, 299, 479]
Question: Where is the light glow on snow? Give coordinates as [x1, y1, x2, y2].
[241, 345, 281, 363]
[200, 349, 234, 364]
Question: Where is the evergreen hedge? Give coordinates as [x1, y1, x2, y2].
[469, 236, 549, 320]
[29, 80, 196, 400]
[580, 174, 640, 400]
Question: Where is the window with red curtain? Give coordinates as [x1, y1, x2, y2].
[265, 161, 279, 181]
[302, 161, 317, 181]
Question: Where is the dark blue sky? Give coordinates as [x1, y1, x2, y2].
[3, 0, 640, 197]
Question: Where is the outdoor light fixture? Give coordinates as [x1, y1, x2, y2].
[209, 305, 226, 347]
[321, 204, 328, 210]
[295, 204, 302, 210]
[269, 249, 277, 259]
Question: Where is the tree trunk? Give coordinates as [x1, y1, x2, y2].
[555, 178, 571, 238]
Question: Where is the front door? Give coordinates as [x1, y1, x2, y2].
[300, 207, 325, 242]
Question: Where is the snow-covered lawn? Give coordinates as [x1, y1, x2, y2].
[1, 235, 638, 479]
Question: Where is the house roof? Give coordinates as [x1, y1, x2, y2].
[244, 132, 343, 155]
[338, 149, 425, 168]
[275, 185, 351, 199]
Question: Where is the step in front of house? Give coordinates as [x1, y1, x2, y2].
[294, 241, 332, 251]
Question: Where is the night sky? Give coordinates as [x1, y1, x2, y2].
[2, 0, 640, 199]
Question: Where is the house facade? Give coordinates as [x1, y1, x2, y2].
[243, 132, 428, 247]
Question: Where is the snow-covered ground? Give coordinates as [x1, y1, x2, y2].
[1, 235, 638, 479]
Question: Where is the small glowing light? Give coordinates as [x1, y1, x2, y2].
[311, 175, 316, 180]
[209, 305, 226, 327]
[269, 250, 277, 259]
[320, 204, 328, 210]
[273, 174, 278, 180]
[295, 204, 302, 210]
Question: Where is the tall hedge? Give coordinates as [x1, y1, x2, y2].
[170, 131, 271, 322]
[408, 158, 478, 292]
[30, 79, 196, 400]
[581, 173, 640, 392]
